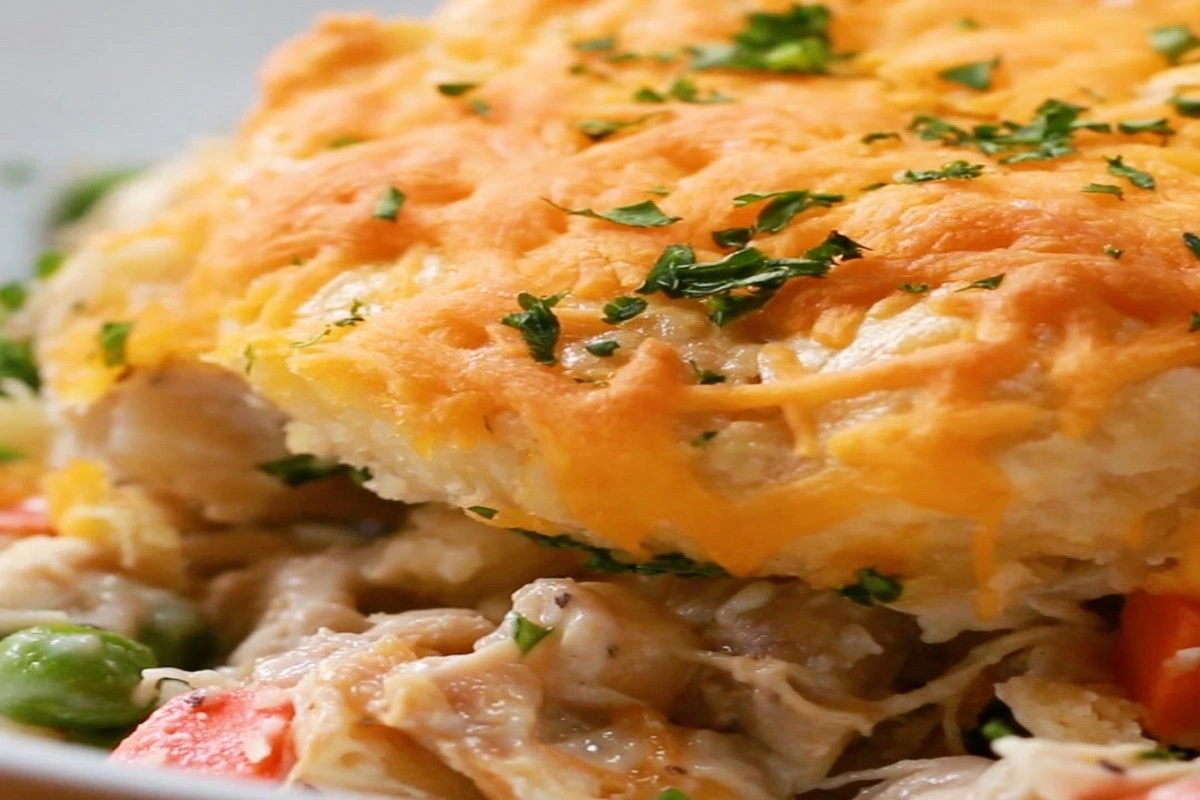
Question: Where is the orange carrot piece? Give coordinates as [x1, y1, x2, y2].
[112, 688, 293, 781]
[1118, 592, 1200, 742]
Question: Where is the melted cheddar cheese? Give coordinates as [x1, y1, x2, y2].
[34, 0, 1200, 622]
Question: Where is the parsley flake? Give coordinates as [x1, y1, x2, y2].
[898, 283, 930, 294]
[1185, 232, 1200, 259]
[1151, 24, 1200, 64]
[578, 114, 659, 141]
[896, 160, 984, 183]
[373, 186, 406, 221]
[1138, 747, 1195, 761]
[547, 198, 680, 228]
[35, 251, 65, 279]
[257, 454, 359, 487]
[1117, 118, 1175, 137]
[98, 321, 133, 368]
[861, 131, 901, 144]
[953, 17, 981, 30]
[243, 344, 256, 375]
[1081, 183, 1124, 199]
[633, 87, 667, 103]
[957, 274, 1004, 291]
[0, 447, 22, 464]
[603, 296, 648, 324]
[654, 791, 691, 800]
[838, 568, 902, 606]
[0, 339, 39, 394]
[573, 35, 616, 52]
[1105, 156, 1155, 190]
[691, 362, 727, 385]
[0, 283, 26, 313]
[638, 232, 863, 325]
[713, 228, 754, 249]
[692, 430, 718, 446]
[1190, 311, 1200, 333]
[1103, 244, 1123, 259]
[53, 168, 141, 225]
[690, 4, 834, 74]
[512, 614, 554, 655]
[468, 98, 492, 116]
[436, 82, 478, 96]
[733, 190, 844, 234]
[586, 340, 620, 357]
[513, 528, 729, 577]
[938, 58, 998, 91]
[468, 506, 498, 519]
[502, 293, 563, 365]
[328, 135, 363, 148]
[665, 76, 734, 104]
[1171, 96, 1200, 118]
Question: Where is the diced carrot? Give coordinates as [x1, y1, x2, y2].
[111, 688, 293, 781]
[1117, 592, 1200, 742]
[0, 499, 53, 536]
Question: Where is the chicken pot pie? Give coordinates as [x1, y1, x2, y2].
[7, 1, 1200, 798]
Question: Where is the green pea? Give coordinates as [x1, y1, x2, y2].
[0, 623, 157, 730]
[136, 593, 215, 670]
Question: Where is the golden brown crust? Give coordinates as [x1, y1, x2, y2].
[37, 0, 1200, 608]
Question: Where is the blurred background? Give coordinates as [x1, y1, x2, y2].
[0, 0, 438, 277]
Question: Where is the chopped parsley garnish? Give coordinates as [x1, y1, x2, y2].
[1190, 311, 1200, 333]
[838, 568, 902, 606]
[0, 447, 22, 464]
[243, 344, 256, 375]
[373, 186, 406, 221]
[547, 199, 680, 228]
[957, 274, 1005, 291]
[690, 4, 834, 74]
[502, 293, 564, 365]
[965, 700, 1030, 757]
[691, 362, 727, 385]
[654, 791, 691, 800]
[98, 321, 133, 368]
[666, 77, 733, 104]
[512, 614, 554, 655]
[291, 301, 366, 348]
[1105, 156, 1155, 190]
[586, 340, 620, 357]
[1138, 747, 1196, 761]
[436, 82, 478, 96]
[1117, 118, 1175, 137]
[647, 186, 672, 196]
[953, 17, 981, 30]
[35, 250, 65, 279]
[1171, 96, 1200, 118]
[0, 339, 39, 394]
[514, 528, 729, 577]
[909, 100, 1124, 164]
[257, 454, 359, 487]
[1103, 244, 1123, 259]
[861, 131, 901, 144]
[733, 190, 844, 234]
[603, 296, 648, 323]
[0, 283, 26, 312]
[692, 430, 718, 446]
[328, 135, 363, 148]
[1151, 24, 1200, 64]
[1081, 183, 1124, 199]
[578, 114, 658, 141]
[53, 168, 141, 225]
[713, 228, 753, 249]
[896, 160, 984, 183]
[573, 35, 616, 52]
[468, 98, 492, 116]
[468, 506, 498, 519]
[938, 58, 998, 91]
[638, 231, 864, 326]
[1184, 232, 1200, 259]
[634, 87, 667, 103]
[898, 283, 930, 294]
